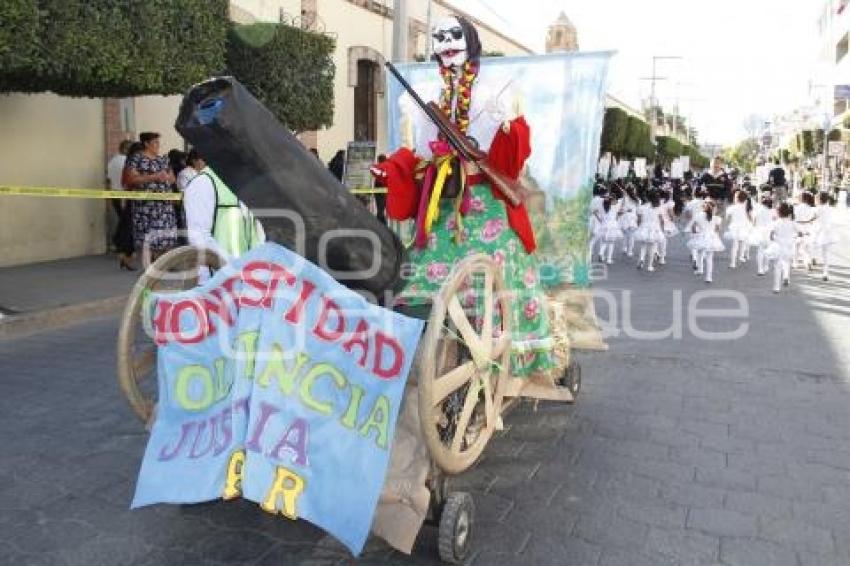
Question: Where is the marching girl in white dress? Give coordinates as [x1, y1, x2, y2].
[619, 184, 640, 257]
[793, 191, 816, 269]
[596, 195, 624, 264]
[811, 192, 839, 281]
[683, 187, 705, 268]
[634, 191, 667, 272]
[588, 184, 607, 261]
[689, 201, 725, 283]
[724, 190, 753, 269]
[657, 190, 679, 266]
[765, 202, 799, 293]
[749, 194, 776, 276]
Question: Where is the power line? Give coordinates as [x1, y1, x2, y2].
[473, 0, 514, 29]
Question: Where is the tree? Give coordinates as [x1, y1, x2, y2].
[814, 129, 825, 155]
[0, 0, 228, 97]
[728, 138, 759, 172]
[226, 23, 335, 132]
[801, 130, 814, 157]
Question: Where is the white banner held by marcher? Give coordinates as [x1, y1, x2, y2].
[634, 158, 647, 178]
[670, 158, 684, 179]
[680, 155, 690, 173]
[598, 153, 611, 178]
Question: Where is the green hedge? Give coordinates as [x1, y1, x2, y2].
[601, 108, 655, 160]
[0, 0, 38, 74]
[801, 130, 814, 156]
[0, 0, 228, 96]
[656, 135, 682, 161]
[622, 116, 644, 157]
[600, 107, 629, 155]
[226, 23, 335, 132]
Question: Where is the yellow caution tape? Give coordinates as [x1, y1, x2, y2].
[0, 185, 182, 201]
[1, 185, 386, 198]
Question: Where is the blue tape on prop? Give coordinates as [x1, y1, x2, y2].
[196, 98, 224, 125]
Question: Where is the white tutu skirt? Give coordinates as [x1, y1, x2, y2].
[619, 211, 638, 232]
[764, 242, 794, 261]
[688, 232, 725, 253]
[597, 222, 624, 242]
[724, 223, 751, 242]
[634, 225, 666, 244]
[812, 228, 839, 248]
[747, 226, 770, 247]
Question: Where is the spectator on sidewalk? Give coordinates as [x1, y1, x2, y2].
[328, 149, 345, 181]
[177, 149, 205, 192]
[108, 140, 135, 270]
[374, 154, 388, 225]
[125, 132, 179, 264]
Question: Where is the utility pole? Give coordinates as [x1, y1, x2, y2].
[392, 0, 409, 62]
[426, 0, 434, 58]
[647, 56, 682, 142]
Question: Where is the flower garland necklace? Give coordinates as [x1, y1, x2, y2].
[439, 59, 479, 134]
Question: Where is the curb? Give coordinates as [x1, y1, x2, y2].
[0, 295, 127, 341]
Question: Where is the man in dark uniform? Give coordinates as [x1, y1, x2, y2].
[767, 159, 788, 202]
[701, 157, 730, 202]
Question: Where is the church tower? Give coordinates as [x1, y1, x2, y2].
[546, 11, 579, 53]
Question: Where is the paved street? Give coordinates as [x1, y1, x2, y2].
[2, 214, 850, 566]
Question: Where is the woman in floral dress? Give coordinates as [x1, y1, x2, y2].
[125, 132, 179, 260]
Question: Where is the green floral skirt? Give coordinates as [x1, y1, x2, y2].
[396, 183, 556, 377]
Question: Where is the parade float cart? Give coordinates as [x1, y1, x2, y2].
[117, 77, 580, 564]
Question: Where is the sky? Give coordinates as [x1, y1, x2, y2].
[452, 0, 825, 146]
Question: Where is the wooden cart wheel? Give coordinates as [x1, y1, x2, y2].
[116, 246, 223, 425]
[418, 254, 512, 475]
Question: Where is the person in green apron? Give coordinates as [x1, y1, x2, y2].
[183, 157, 264, 276]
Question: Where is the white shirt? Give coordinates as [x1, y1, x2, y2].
[183, 173, 225, 259]
[752, 204, 774, 227]
[106, 154, 126, 190]
[177, 166, 200, 192]
[771, 218, 798, 251]
[726, 203, 751, 225]
[639, 204, 663, 230]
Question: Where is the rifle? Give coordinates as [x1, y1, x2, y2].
[385, 61, 523, 207]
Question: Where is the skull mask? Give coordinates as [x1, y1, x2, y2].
[432, 16, 482, 69]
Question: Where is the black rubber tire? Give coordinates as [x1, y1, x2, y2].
[438, 492, 474, 564]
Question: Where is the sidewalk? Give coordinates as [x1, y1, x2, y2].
[0, 254, 137, 338]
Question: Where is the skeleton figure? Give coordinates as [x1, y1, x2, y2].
[399, 15, 522, 157]
[430, 16, 481, 69]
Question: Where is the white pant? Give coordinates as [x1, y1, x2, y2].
[697, 250, 714, 281]
[773, 258, 791, 291]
